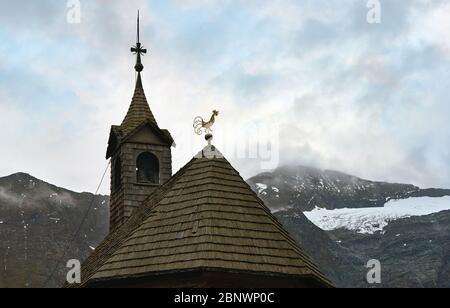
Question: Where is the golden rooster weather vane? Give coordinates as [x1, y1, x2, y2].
[193, 110, 219, 135]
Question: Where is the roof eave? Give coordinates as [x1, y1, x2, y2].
[83, 267, 334, 288]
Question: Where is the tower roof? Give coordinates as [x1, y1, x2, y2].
[120, 73, 158, 136]
[77, 145, 333, 287]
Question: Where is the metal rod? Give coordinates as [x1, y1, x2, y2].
[137, 10, 140, 43]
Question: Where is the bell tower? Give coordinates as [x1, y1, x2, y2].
[106, 12, 174, 232]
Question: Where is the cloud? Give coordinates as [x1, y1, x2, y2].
[0, 0, 449, 195]
[0, 187, 23, 206]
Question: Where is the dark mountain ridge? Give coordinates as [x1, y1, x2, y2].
[0, 172, 109, 288]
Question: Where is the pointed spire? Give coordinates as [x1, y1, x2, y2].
[121, 76, 157, 135]
[121, 11, 157, 135]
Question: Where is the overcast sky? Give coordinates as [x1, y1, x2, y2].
[0, 0, 449, 194]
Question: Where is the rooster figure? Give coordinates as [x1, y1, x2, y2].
[193, 110, 219, 135]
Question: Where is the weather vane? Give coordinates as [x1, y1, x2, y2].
[193, 110, 220, 136]
[131, 10, 147, 72]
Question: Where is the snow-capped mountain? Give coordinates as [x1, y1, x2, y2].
[248, 165, 450, 288]
[248, 165, 450, 212]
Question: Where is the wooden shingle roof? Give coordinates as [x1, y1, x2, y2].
[120, 73, 157, 136]
[78, 145, 332, 287]
[105, 73, 174, 158]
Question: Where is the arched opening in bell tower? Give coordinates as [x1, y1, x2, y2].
[136, 152, 160, 184]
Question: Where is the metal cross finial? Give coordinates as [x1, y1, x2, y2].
[131, 10, 147, 72]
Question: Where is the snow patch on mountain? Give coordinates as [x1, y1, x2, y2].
[255, 183, 268, 195]
[304, 196, 450, 234]
[272, 205, 294, 214]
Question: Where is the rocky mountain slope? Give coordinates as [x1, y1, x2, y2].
[248, 165, 450, 288]
[328, 210, 450, 288]
[272, 209, 367, 287]
[0, 173, 109, 288]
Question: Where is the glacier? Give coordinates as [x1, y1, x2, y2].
[303, 196, 450, 234]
